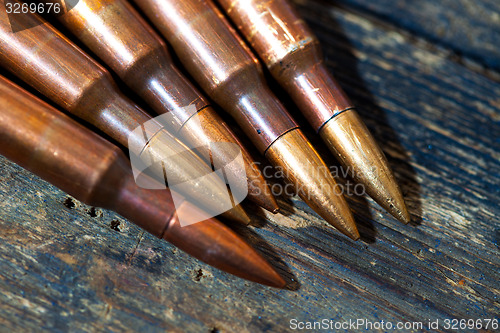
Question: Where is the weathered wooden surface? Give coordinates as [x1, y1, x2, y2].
[333, 0, 500, 73]
[0, 0, 499, 332]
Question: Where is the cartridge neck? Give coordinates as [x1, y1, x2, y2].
[113, 173, 178, 239]
[55, 0, 209, 133]
[123, 52, 209, 133]
[270, 52, 354, 132]
[55, 0, 168, 78]
[68, 74, 152, 149]
[217, 80, 298, 154]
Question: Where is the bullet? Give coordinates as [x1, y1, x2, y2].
[134, 0, 359, 239]
[217, 0, 410, 223]
[0, 1, 250, 224]
[52, 0, 279, 214]
[0, 75, 285, 287]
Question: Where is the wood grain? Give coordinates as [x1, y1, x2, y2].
[331, 0, 500, 72]
[0, 0, 499, 331]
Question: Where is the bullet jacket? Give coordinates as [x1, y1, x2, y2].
[52, 0, 279, 213]
[218, 0, 410, 223]
[0, 1, 250, 224]
[0, 75, 285, 288]
[133, 0, 360, 239]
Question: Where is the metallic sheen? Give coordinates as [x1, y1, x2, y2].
[320, 111, 410, 223]
[0, 1, 249, 224]
[218, 0, 410, 223]
[217, 0, 352, 129]
[133, 0, 298, 154]
[266, 129, 359, 240]
[53, 0, 279, 213]
[0, 75, 285, 287]
[134, 0, 359, 238]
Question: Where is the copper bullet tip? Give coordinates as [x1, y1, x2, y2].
[320, 110, 410, 224]
[223, 204, 252, 225]
[165, 201, 286, 288]
[266, 129, 359, 240]
[387, 198, 411, 224]
[183, 107, 279, 214]
[0, 74, 281, 288]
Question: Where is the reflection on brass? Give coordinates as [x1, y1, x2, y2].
[0, 76, 286, 288]
[266, 129, 360, 240]
[321, 111, 410, 223]
[0, 1, 249, 224]
[134, 0, 359, 239]
[218, 0, 409, 222]
[54, 0, 278, 213]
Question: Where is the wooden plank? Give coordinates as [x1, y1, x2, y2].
[0, 0, 499, 331]
[328, 0, 500, 72]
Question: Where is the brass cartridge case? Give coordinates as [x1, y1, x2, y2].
[0, 75, 285, 288]
[217, 0, 352, 130]
[133, 0, 360, 239]
[218, 0, 410, 223]
[133, 0, 298, 154]
[0, 1, 250, 223]
[53, 0, 279, 213]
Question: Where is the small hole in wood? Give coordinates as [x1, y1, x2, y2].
[194, 268, 204, 282]
[110, 220, 121, 232]
[88, 207, 98, 218]
[63, 197, 75, 209]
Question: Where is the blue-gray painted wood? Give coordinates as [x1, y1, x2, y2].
[0, 0, 499, 332]
[331, 0, 500, 72]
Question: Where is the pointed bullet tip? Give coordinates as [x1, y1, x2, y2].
[263, 199, 280, 215]
[266, 129, 359, 238]
[317, 203, 360, 240]
[333, 217, 360, 241]
[270, 275, 287, 289]
[222, 205, 251, 225]
[400, 216, 411, 225]
[350, 231, 361, 241]
[392, 201, 411, 224]
[382, 193, 410, 224]
[248, 193, 280, 214]
[320, 111, 411, 225]
[164, 202, 284, 287]
[258, 265, 287, 288]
